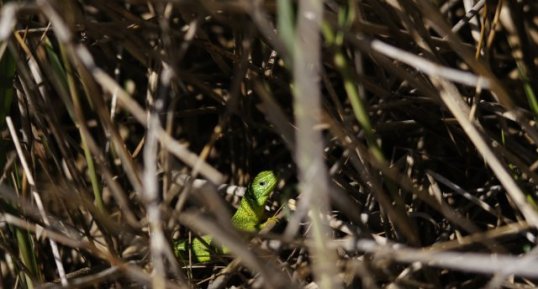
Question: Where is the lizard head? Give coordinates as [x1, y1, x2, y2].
[249, 170, 278, 206]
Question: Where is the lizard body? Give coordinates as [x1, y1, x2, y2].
[175, 170, 278, 262]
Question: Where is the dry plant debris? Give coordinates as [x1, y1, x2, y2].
[0, 0, 537, 288]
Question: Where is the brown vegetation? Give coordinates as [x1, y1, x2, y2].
[0, 1, 537, 288]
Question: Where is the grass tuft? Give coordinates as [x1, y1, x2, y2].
[0, 1, 537, 288]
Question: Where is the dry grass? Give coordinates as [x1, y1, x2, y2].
[0, 0, 537, 288]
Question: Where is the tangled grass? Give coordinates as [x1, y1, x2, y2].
[0, 0, 537, 288]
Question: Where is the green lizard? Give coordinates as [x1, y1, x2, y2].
[174, 170, 278, 262]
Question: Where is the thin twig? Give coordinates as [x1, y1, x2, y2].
[6, 117, 68, 286]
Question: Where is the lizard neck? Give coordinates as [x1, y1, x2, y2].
[230, 189, 265, 232]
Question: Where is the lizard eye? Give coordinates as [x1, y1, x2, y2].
[259, 181, 266, 187]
